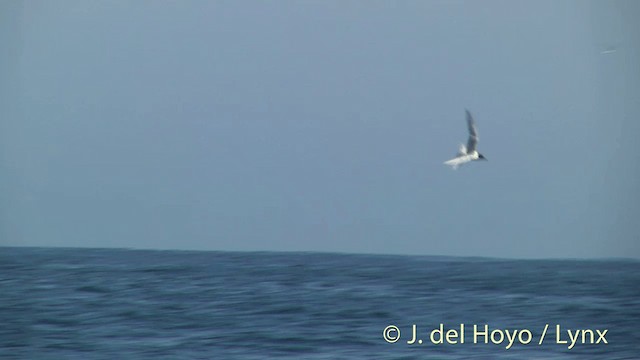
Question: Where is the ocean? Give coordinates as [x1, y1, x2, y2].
[1, 247, 638, 359]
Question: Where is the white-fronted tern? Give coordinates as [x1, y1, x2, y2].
[444, 109, 487, 170]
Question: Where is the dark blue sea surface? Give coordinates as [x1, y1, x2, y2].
[1, 247, 638, 359]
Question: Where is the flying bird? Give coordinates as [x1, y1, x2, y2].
[444, 109, 487, 170]
[600, 49, 617, 55]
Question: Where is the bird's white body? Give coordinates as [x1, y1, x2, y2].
[444, 152, 478, 169]
[443, 110, 486, 170]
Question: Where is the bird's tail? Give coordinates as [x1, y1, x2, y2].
[443, 160, 459, 170]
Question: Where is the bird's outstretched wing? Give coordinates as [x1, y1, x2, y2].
[465, 109, 478, 153]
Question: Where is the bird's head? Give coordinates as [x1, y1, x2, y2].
[478, 153, 487, 160]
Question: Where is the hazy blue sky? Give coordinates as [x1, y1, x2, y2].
[2, 1, 639, 258]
